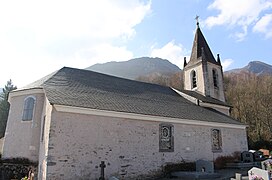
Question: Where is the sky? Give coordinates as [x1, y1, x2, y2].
[0, 0, 272, 87]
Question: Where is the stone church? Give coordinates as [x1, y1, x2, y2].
[2, 23, 248, 179]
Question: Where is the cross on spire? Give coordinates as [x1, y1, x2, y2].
[195, 15, 200, 27]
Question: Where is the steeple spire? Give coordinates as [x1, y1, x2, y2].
[185, 18, 218, 68]
[183, 19, 226, 102]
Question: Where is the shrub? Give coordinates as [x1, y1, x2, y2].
[214, 152, 241, 169]
[249, 140, 272, 150]
[0, 157, 37, 179]
[0, 157, 37, 165]
[163, 161, 196, 174]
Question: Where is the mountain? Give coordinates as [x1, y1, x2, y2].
[86, 57, 271, 81]
[86, 57, 181, 80]
[225, 61, 272, 76]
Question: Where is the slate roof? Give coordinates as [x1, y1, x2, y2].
[30, 67, 244, 126]
[186, 25, 220, 68]
[180, 89, 231, 107]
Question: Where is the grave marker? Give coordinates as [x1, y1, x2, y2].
[99, 161, 106, 180]
[241, 151, 254, 163]
[196, 159, 214, 173]
[248, 167, 270, 180]
[261, 159, 272, 172]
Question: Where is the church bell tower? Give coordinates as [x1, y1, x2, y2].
[183, 19, 225, 102]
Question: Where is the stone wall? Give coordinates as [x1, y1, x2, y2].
[38, 98, 53, 180]
[45, 109, 248, 179]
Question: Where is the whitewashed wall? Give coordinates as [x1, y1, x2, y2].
[205, 62, 225, 102]
[184, 63, 205, 94]
[3, 91, 44, 161]
[183, 62, 225, 102]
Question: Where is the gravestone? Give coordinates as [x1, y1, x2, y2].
[248, 167, 270, 180]
[196, 160, 214, 173]
[261, 159, 272, 171]
[254, 151, 264, 161]
[241, 151, 254, 163]
[230, 173, 242, 180]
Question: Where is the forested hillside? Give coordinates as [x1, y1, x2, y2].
[224, 72, 272, 149]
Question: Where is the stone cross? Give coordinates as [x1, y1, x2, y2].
[99, 161, 106, 180]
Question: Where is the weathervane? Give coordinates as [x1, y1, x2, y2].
[195, 15, 199, 26]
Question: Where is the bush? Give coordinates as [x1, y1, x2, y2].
[0, 157, 37, 165]
[249, 140, 272, 150]
[0, 157, 37, 179]
[214, 152, 241, 169]
[163, 162, 196, 174]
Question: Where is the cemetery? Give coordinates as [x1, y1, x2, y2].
[158, 149, 272, 180]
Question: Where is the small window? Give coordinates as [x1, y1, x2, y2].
[211, 129, 222, 152]
[159, 124, 174, 152]
[191, 70, 197, 89]
[212, 69, 218, 88]
[22, 96, 35, 121]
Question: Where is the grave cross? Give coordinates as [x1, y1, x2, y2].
[99, 161, 106, 180]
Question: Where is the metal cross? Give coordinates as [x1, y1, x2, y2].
[195, 15, 200, 26]
[195, 15, 199, 22]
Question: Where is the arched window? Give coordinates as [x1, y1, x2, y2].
[22, 96, 35, 121]
[212, 69, 218, 88]
[191, 70, 197, 89]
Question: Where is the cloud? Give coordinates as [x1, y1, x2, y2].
[0, 0, 151, 87]
[204, 0, 272, 41]
[150, 40, 189, 69]
[253, 13, 272, 38]
[0, 0, 151, 41]
[221, 58, 234, 71]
